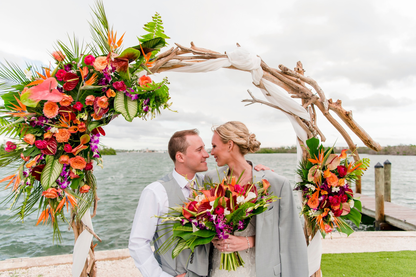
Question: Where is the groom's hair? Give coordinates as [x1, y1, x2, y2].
[168, 129, 199, 162]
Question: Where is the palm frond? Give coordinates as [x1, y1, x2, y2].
[55, 34, 89, 64]
[0, 147, 23, 167]
[10, 181, 43, 221]
[0, 61, 29, 93]
[89, 0, 111, 54]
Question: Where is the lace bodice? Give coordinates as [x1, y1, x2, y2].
[211, 218, 256, 277]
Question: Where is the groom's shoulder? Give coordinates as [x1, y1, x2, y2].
[262, 170, 290, 186]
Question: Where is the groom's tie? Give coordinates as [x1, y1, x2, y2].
[185, 179, 195, 197]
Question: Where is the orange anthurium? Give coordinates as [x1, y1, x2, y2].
[44, 132, 53, 139]
[339, 149, 348, 159]
[307, 191, 320, 209]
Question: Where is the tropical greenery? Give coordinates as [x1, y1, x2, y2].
[99, 146, 116, 155]
[0, 1, 170, 241]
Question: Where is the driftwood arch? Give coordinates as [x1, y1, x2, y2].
[150, 42, 381, 276]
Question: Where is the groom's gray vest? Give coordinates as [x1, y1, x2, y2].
[153, 172, 209, 277]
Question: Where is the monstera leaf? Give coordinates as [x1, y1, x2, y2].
[114, 91, 138, 122]
[40, 155, 63, 190]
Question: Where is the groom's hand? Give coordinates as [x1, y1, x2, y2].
[176, 274, 186, 277]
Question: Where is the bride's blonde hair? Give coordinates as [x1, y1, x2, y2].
[213, 121, 261, 155]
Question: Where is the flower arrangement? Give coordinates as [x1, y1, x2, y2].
[157, 175, 278, 271]
[0, 2, 170, 240]
[295, 138, 370, 237]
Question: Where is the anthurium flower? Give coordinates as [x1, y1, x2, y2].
[113, 81, 127, 91]
[106, 89, 116, 98]
[93, 97, 109, 117]
[23, 134, 35, 145]
[183, 201, 198, 220]
[21, 77, 64, 107]
[59, 155, 70, 165]
[55, 128, 71, 143]
[40, 137, 58, 155]
[44, 132, 53, 139]
[139, 75, 152, 87]
[325, 154, 340, 170]
[85, 95, 95, 105]
[84, 55, 96, 66]
[64, 144, 72, 153]
[52, 51, 65, 62]
[31, 164, 45, 181]
[97, 96, 109, 109]
[59, 94, 73, 106]
[69, 170, 79, 179]
[43, 101, 59, 118]
[69, 156, 87, 170]
[58, 106, 76, 121]
[79, 185, 90, 193]
[35, 140, 48, 150]
[308, 165, 322, 183]
[63, 73, 79, 91]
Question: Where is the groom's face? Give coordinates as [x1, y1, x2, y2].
[182, 135, 209, 173]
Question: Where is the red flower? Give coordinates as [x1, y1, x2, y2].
[340, 194, 348, 203]
[113, 81, 127, 91]
[64, 144, 73, 153]
[329, 195, 341, 209]
[79, 185, 90, 193]
[214, 205, 225, 215]
[35, 140, 48, 150]
[183, 201, 198, 220]
[85, 162, 93, 171]
[337, 165, 347, 178]
[31, 164, 45, 181]
[333, 208, 342, 217]
[73, 101, 83, 111]
[84, 55, 96, 66]
[5, 141, 17, 152]
[139, 75, 151, 87]
[41, 137, 57, 155]
[85, 95, 95, 106]
[63, 72, 79, 91]
[56, 69, 67, 81]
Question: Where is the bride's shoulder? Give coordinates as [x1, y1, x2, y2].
[203, 166, 228, 182]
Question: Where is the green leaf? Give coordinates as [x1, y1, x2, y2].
[40, 155, 63, 189]
[172, 239, 190, 259]
[70, 173, 85, 190]
[306, 137, 320, 158]
[79, 85, 106, 91]
[192, 229, 216, 238]
[173, 223, 193, 233]
[353, 199, 362, 212]
[343, 207, 362, 228]
[114, 91, 138, 122]
[118, 47, 142, 62]
[189, 235, 215, 252]
[336, 218, 355, 236]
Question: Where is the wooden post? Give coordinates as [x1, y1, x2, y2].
[374, 162, 385, 230]
[384, 160, 391, 202]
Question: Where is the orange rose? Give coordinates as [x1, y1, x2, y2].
[23, 134, 35, 145]
[324, 169, 339, 187]
[93, 56, 108, 72]
[55, 128, 71, 143]
[85, 95, 95, 106]
[59, 155, 70, 165]
[79, 185, 90, 193]
[307, 191, 320, 209]
[52, 51, 65, 62]
[59, 94, 73, 106]
[43, 101, 59, 118]
[106, 89, 116, 98]
[69, 156, 87, 170]
[97, 96, 109, 109]
[139, 75, 151, 87]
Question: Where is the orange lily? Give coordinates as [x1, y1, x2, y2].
[36, 207, 54, 225]
[339, 149, 348, 159]
[108, 30, 125, 52]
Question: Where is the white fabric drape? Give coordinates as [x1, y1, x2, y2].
[170, 46, 321, 275]
[72, 210, 94, 277]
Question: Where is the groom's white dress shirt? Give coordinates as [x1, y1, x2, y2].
[129, 170, 196, 277]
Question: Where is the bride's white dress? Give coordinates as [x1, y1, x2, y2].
[211, 218, 256, 277]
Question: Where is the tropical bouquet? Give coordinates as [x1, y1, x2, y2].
[0, 1, 170, 240]
[157, 175, 278, 271]
[295, 138, 370, 237]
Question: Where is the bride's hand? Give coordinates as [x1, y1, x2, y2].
[212, 235, 254, 252]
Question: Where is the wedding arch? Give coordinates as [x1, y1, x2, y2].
[0, 2, 381, 277]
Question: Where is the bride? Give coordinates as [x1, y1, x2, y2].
[204, 121, 309, 277]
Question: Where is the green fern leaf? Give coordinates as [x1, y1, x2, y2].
[139, 12, 170, 43]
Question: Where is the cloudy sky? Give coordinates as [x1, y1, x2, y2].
[1, 0, 415, 150]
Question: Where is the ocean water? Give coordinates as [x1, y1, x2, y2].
[0, 153, 414, 260]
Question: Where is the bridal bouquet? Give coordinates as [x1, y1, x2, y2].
[158, 175, 278, 271]
[295, 138, 369, 237]
[0, 2, 170, 240]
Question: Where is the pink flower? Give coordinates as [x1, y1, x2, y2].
[5, 141, 17, 152]
[73, 102, 83, 111]
[333, 208, 342, 217]
[64, 144, 73, 153]
[337, 165, 347, 178]
[84, 55, 96, 66]
[85, 162, 93, 171]
[340, 194, 348, 203]
[214, 205, 225, 215]
[35, 140, 48, 150]
[329, 195, 341, 209]
[56, 69, 67, 81]
[113, 81, 127, 91]
[52, 51, 65, 62]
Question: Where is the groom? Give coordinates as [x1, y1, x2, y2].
[129, 129, 210, 277]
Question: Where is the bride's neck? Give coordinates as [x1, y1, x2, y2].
[227, 155, 252, 181]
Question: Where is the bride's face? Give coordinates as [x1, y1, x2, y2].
[210, 132, 230, 167]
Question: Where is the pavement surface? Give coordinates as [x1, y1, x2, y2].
[0, 231, 415, 277]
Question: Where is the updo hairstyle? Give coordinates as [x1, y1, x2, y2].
[213, 121, 261, 155]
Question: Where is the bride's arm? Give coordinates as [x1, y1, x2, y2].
[212, 235, 255, 252]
